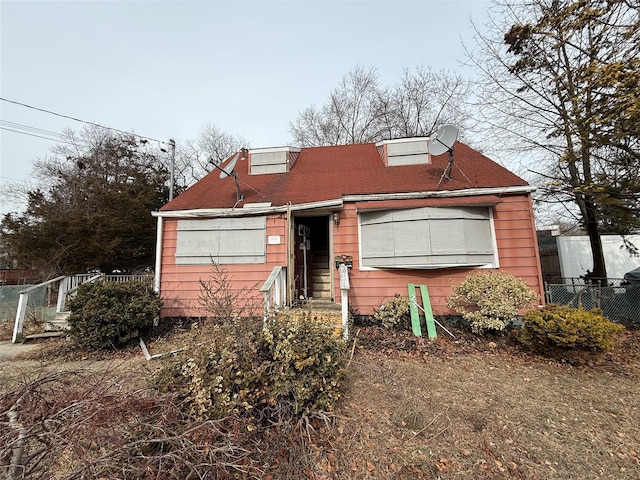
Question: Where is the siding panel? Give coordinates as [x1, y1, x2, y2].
[160, 193, 543, 319]
[333, 194, 543, 315]
[160, 216, 286, 318]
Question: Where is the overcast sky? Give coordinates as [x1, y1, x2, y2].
[1, 0, 492, 215]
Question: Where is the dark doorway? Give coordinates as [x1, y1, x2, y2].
[293, 216, 331, 300]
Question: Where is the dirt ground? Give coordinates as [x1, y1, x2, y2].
[2, 325, 639, 479]
[318, 327, 640, 479]
[0, 340, 43, 361]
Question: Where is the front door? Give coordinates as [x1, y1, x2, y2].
[293, 216, 331, 301]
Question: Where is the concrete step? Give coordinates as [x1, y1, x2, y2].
[287, 308, 342, 327]
[305, 299, 340, 310]
[284, 298, 344, 329]
[46, 312, 70, 331]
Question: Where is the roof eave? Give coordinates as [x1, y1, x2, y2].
[342, 185, 535, 202]
[153, 198, 345, 218]
[153, 185, 535, 218]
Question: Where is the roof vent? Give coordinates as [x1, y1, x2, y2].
[248, 146, 301, 175]
[375, 137, 430, 167]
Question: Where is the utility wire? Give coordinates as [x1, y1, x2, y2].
[0, 126, 75, 145]
[0, 119, 74, 145]
[0, 175, 30, 183]
[0, 96, 167, 145]
[0, 120, 65, 139]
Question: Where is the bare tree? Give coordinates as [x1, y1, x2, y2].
[382, 67, 472, 139]
[173, 123, 248, 186]
[290, 65, 472, 146]
[469, 0, 640, 280]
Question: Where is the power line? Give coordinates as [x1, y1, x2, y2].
[0, 126, 75, 145]
[0, 119, 74, 145]
[0, 175, 30, 183]
[0, 96, 167, 145]
[0, 120, 64, 139]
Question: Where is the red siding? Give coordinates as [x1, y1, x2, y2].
[159, 214, 287, 318]
[331, 194, 543, 316]
[159, 194, 543, 319]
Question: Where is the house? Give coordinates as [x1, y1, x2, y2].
[153, 137, 544, 319]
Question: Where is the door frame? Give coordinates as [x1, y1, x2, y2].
[288, 212, 334, 303]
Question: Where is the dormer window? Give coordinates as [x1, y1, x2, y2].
[375, 137, 430, 166]
[248, 146, 301, 175]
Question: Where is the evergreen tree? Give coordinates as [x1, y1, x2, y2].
[1, 127, 169, 274]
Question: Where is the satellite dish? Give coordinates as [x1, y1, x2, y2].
[208, 152, 244, 206]
[219, 152, 240, 179]
[428, 124, 459, 156]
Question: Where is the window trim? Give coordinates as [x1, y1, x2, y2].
[175, 216, 266, 265]
[357, 206, 499, 270]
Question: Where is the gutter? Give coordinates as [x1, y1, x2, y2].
[342, 185, 536, 202]
[152, 185, 535, 219]
[153, 216, 163, 293]
[153, 199, 344, 218]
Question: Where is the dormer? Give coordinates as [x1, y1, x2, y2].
[248, 146, 301, 175]
[375, 137, 430, 167]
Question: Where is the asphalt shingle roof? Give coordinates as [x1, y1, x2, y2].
[161, 141, 528, 211]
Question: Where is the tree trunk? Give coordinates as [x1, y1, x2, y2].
[584, 196, 607, 281]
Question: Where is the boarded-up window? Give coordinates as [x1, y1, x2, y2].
[360, 207, 496, 268]
[176, 217, 266, 265]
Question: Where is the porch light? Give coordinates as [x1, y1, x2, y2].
[333, 212, 340, 225]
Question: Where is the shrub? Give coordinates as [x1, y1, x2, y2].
[520, 304, 624, 351]
[373, 294, 411, 330]
[67, 280, 161, 350]
[446, 271, 539, 333]
[263, 313, 345, 415]
[198, 261, 261, 320]
[154, 313, 345, 422]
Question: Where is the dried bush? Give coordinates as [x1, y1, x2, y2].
[446, 271, 539, 333]
[520, 304, 625, 351]
[154, 318, 269, 420]
[0, 369, 261, 480]
[373, 294, 411, 330]
[154, 313, 346, 424]
[67, 280, 161, 350]
[263, 312, 346, 415]
[198, 261, 261, 321]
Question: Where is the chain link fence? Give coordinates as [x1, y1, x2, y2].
[546, 278, 640, 326]
[0, 284, 50, 323]
[1, 274, 155, 338]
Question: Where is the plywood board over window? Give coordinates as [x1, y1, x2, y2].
[360, 206, 497, 268]
[175, 217, 266, 265]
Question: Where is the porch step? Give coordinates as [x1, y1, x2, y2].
[312, 268, 332, 299]
[312, 268, 331, 281]
[305, 299, 340, 310]
[45, 311, 71, 331]
[287, 300, 343, 328]
[311, 248, 331, 299]
[24, 331, 67, 341]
